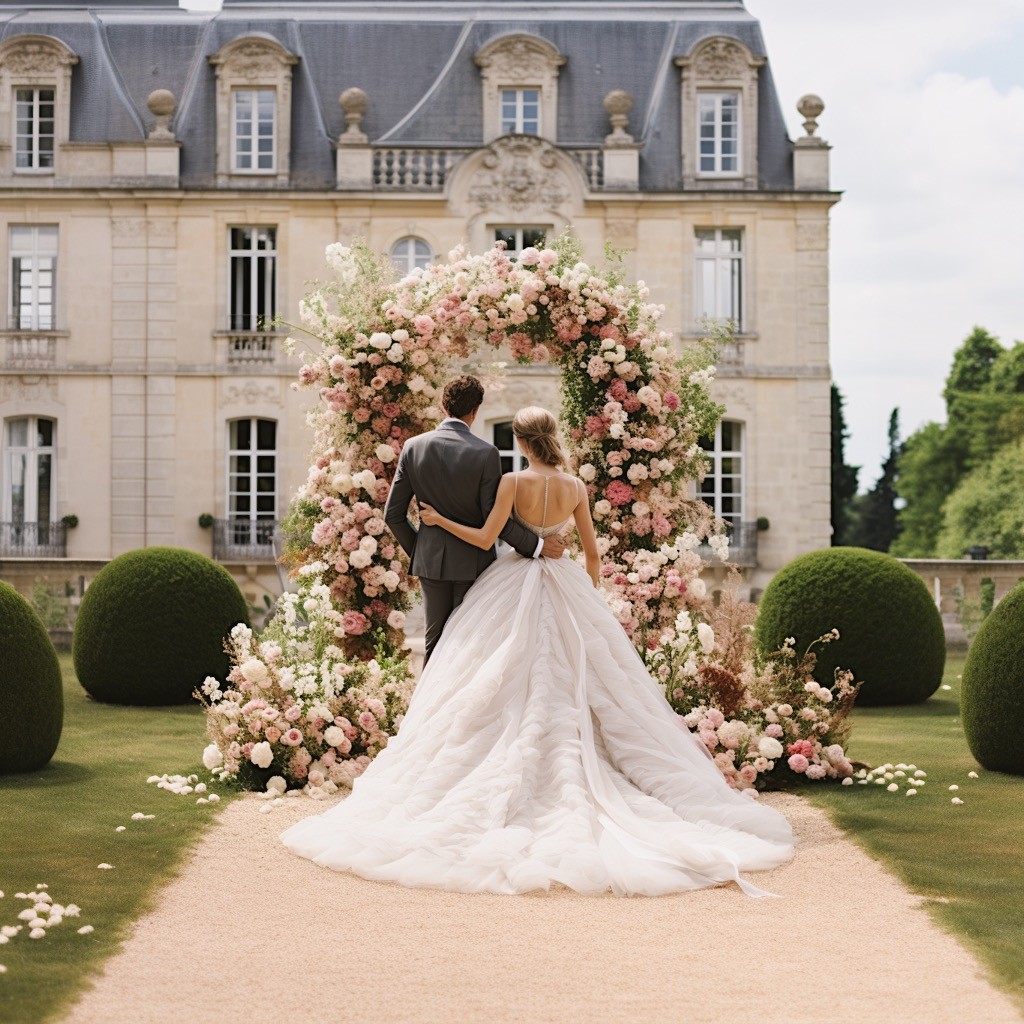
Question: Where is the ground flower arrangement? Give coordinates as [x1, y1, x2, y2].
[197, 235, 872, 797]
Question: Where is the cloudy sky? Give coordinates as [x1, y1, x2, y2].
[182, 0, 1024, 486]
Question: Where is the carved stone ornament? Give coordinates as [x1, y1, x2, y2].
[220, 381, 281, 408]
[474, 34, 565, 81]
[147, 89, 176, 141]
[692, 38, 753, 81]
[467, 136, 571, 213]
[208, 37, 298, 78]
[0, 35, 79, 75]
[0, 374, 58, 403]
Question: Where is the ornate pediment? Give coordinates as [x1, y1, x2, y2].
[676, 36, 766, 82]
[474, 33, 565, 81]
[208, 35, 298, 78]
[465, 136, 574, 214]
[0, 35, 79, 75]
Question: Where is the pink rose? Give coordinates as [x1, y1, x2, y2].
[342, 611, 368, 635]
[280, 728, 303, 747]
[605, 480, 634, 507]
[787, 753, 809, 774]
[663, 391, 681, 411]
[284, 704, 302, 722]
[787, 739, 814, 758]
[264, 726, 282, 744]
[358, 710, 377, 731]
[765, 723, 783, 739]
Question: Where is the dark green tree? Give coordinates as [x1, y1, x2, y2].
[830, 383, 859, 545]
[849, 408, 901, 552]
[942, 325, 1003, 410]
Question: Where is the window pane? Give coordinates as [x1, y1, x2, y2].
[256, 418, 276, 450]
[8, 452, 26, 521]
[493, 228, 516, 250]
[36, 453, 52, 522]
[230, 419, 250, 450]
[7, 418, 28, 448]
[522, 228, 547, 249]
[493, 421, 513, 450]
[36, 418, 54, 447]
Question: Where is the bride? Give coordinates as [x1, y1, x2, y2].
[280, 407, 796, 897]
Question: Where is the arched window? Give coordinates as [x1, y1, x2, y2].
[2, 416, 57, 554]
[390, 237, 433, 276]
[492, 420, 527, 475]
[698, 419, 743, 527]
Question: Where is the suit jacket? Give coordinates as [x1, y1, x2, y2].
[383, 419, 539, 581]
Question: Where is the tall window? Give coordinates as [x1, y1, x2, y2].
[493, 421, 528, 475]
[3, 417, 54, 526]
[15, 88, 55, 171]
[228, 418, 277, 520]
[698, 420, 743, 527]
[695, 227, 743, 329]
[390, 237, 433, 276]
[232, 88, 275, 172]
[9, 226, 58, 330]
[228, 227, 276, 331]
[500, 88, 540, 135]
[493, 226, 549, 259]
[698, 92, 740, 175]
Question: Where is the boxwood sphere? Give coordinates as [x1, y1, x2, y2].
[755, 547, 945, 706]
[961, 581, 1024, 774]
[73, 547, 249, 706]
[0, 581, 63, 773]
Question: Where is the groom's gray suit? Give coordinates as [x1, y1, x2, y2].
[384, 418, 542, 661]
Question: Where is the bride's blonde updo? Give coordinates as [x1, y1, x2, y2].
[512, 406, 568, 470]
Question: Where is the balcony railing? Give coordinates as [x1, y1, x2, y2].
[221, 330, 281, 366]
[568, 148, 604, 190]
[2, 329, 63, 368]
[0, 521, 67, 557]
[697, 521, 758, 567]
[213, 518, 279, 562]
[373, 147, 472, 191]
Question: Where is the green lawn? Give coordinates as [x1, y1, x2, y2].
[804, 654, 1024, 1013]
[0, 655, 233, 1024]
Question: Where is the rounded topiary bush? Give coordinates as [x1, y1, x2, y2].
[755, 547, 945, 706]
[73, 547, 249, 706]
[961, 581, 1024, 774]
[0, 581, 63, 773]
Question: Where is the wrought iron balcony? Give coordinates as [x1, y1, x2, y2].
[0, 521, 67, 557]
[697, 521, 758, 567]
[213, 518, 279, 562]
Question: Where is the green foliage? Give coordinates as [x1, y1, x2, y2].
[846, 408, 901, 552]
[961, 581, 1024, 774]
[891, 422, 963, 557]
[30, 581, 70, 630]
[943, 325, 1003, 408]
[979, 577, 996, 618]
[936, 440, 1024, 559]
[73, 547, 249, 706]
[0, 580, 63, 773]
[755, 547, 945, 706]
[830, 383, 860, 546]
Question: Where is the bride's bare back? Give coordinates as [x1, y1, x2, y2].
[511, 470, 582, 530]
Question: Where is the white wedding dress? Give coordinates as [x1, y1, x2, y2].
[280, 505, 797, 898]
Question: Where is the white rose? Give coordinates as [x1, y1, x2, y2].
[631, 501, 650, 518]
[250, 742, 273, 769]
[382, 570, 400, 591]
[578, 464, 596, 483]
[331, 473, 353, 493]
[594, 499, 612, 518]
[369, 332, 392, 350]
[387, 343, 404, 363]
[349, 549, 371, 569]
[360, 535, 378, 555]
[505, 293, 524, 312]
[387, 610, 406, 629]
[353, 469, 377, 492]
[202, 744, 223, 770]
[240, 658, 268, 685]
[688, 577, 707, 599]
[375, 444, 396, 464]
[696, 622, 715, 653]
[758, 736, 784, 760]
[324, 726, 345, 747]
[391, 329, 410, 342]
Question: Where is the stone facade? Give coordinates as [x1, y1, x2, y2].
[0, 0, 839, 608]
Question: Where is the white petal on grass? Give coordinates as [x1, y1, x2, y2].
[208, 794, 220, 803]
[968, 771, 979, 779]
[887, 783, 899, 792]
[841, 777, 853, 786]
[907, 789, 918, 796]
[116, 826, 126, 832]
[951, 797, 964, 805]
[29, 928, 45, 939]
[97, 863, 114, 870]
[949, 785, 959, 791]
[77, 925, 94, 935]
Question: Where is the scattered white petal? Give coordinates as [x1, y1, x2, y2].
[907, 789, 917, 796]
[16, 909, 34, 921]
[33, 903, 49, 914]
[1, 927, 19, 937]
[194, 783, 207, 794]
[29, 918, 47, 929]
[207, 794, 220, 803]
[35, 884, 47, 890]
[949, 785, 959, 791]
[857, 779, 869, 785]
[0, 964, 6, 972]
[147, 775, 160, 784]
[64, 905, 80, 917]
[941, 684, 952, 690]
[142, 814, 155, 820]
[968, 771, 979, 779]
[13, 893, 26, 900]
[48, 916, 63, 927]
[951, 797, 964, 805]
[841, 777, 853, 786]
[0, 936, 8, 945]
[130, 812, 146, 820]
[914, 770, 926, 778]
[196, 797, 208, 805]
[77, 925, 94, 935]
[29, 928, 45, 939]
[886, 783, 899, 792]
[874, 778, 886, 785]
[116, 826, 126, 832]
[97, 863, 114, 870]
[35, 893, 51, 904]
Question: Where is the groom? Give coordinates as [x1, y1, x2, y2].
[384, 375, 566, 662]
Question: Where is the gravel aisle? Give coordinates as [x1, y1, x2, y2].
[63, 793, 1022, 1024]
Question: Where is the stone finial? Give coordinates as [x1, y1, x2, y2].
[338, 87, 369, 145]
[797, 93, 825, 137]
[603, 89, 635, 146]
[147, 88, 176, 141]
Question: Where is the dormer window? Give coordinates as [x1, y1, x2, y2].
[675, 36, 765, 189]
[208, 35, 297, 185]
[232, 88, 275, 173]
[15, 87, 55, 171]
[0, 34, 78, 179]
[475, 34, 565, 144]
[698, 91, 739, 175]
[500, 88, 540, 136]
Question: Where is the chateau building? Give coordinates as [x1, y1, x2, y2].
[0, 0, 839, 609]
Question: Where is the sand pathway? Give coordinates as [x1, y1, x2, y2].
[62, 792, 1022, 1024]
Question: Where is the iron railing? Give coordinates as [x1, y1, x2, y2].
[0, 520, 67, 557]
[697, 521, 758, 567]
[213, 518, 279, 562]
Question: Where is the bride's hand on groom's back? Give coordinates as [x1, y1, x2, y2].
[540, 535, 566, 559]
[418, 503, 441, 526]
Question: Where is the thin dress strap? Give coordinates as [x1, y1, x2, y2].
[513, 473, 518, 518]
[541, 476, 550, 528]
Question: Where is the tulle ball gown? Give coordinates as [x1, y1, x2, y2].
[280, 515, 797, 898]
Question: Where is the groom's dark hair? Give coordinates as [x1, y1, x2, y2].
[442, 375, 485, 418]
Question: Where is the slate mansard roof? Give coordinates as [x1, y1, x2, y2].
[0, 1, 796, 191]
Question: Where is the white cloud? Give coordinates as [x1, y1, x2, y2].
[746, 0, 1024, 483]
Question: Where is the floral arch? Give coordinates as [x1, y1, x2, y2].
[200, 237, 861, 796]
